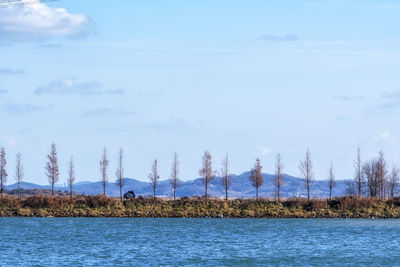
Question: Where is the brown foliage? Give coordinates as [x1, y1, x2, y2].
[328, 197, 377, 210]
[20, 195, 117, 209]
[199, 151, 215, 198]
[22, 196, 69, 209]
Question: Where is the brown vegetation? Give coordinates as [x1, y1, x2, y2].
[45, 143, 59, 196]
[249, 158, 263, 200]
[0, 195, 399, 218]
[199, 151, 215, 198]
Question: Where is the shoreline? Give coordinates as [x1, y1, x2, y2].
[1, 195, 400, 218]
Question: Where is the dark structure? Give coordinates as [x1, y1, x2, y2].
[123, 191, 135, 199]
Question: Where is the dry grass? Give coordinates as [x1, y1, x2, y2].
[0, 195, 398, 218]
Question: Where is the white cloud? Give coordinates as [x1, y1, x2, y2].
[35, 78, 125, 95]
[0, 0, 92, 40]
[371, 131, 399, 143]
[0, 135, 16, 147]
[256, 146, 271, 156]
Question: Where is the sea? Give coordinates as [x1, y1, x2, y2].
[0, 218, 399, 266]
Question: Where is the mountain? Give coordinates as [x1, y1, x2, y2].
[5, 172, 351, 198]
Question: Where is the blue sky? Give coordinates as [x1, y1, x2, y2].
[0, 0, 400, 184]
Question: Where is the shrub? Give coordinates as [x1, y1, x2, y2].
[22, 196, 70, 209]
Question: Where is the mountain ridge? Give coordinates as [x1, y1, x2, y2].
[5, 172, 351, 198]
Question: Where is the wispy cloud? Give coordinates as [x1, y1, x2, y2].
[365, 101, 400, 117]
[82, 107, 135, 117]
[332, 94, 364, 102]
[365, 92, 400, 116]
[260, 34, 299, 42]
[382, 91, 400, 99]
[35, 78, 125, 95]
[0, 0, 93, 41]
[0, 100, 51, 114]
[0, 68, 25, 75]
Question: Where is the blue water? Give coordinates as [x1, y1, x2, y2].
[0, 218, 399, 266]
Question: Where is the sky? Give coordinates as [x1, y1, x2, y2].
[0, 0, 400, 185]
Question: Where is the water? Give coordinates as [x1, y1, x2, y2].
[0, 218, 399, 266]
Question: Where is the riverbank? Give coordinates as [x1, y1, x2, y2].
[1, 196, 400, 218]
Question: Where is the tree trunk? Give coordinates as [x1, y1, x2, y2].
[18, 182, 20, 198]
[120, 188, 122, 202]
[225, 188, 228, 201]
[70, 185, 73, 199]
[174, 189, 176, 201]
[51, 183, 54, 196]
[205, 183, 208, 198]
[256, 187, 258, 200]
[278, 185, 280, 202]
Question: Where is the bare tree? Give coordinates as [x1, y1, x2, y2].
[299, 148, 313, 201]
[249, 158, 263, 200]
[274, 153, 284, 202]
[328, 162, 335, 200]
[0, 148, 7, 197]
[14, 153, 24, 198]
[363, 161, 377, 198]
[376, 151, 388, 199]
[149, 159, 160, 199]
[115, 148, 124, 201]
[345, 180, 356, 196]
[389, 166, 399, 198]
[354, 147, 364, 197]
[220, 153, 232, 201]
[169, 152, 180, 201]
[45, 143, 59, 196]
[199, 151, 215, 198]
[68, 156, 75, 199]
[99, 147, 109, 195]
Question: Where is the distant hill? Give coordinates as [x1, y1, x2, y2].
[5, 172, 351, 198]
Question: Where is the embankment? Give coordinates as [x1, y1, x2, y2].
[1, 196, 400, 218]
